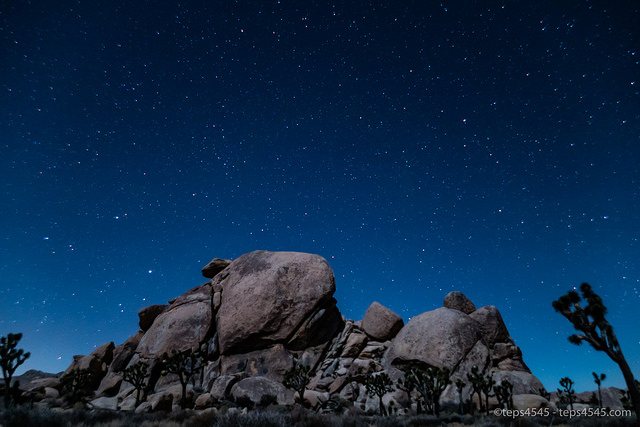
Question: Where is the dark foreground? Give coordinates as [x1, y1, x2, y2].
[1, 406, 637, 427]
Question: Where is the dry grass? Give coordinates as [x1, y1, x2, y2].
[0, 405, 636, 427]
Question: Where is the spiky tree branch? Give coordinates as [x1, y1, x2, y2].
[495, 379, 513, 410]
[403, 365, 450, 417]
[553, 283, 640, 420]
[467, 365, 485, 414]
[0, 333, 31, 408]
[558, 377, 575, 410]
[123, 360, 150, 407]
[365, 372, 394, 416]
[283, 364, 312, 407]
[161, 348, 201, 409]
[60, 369, 95, 407]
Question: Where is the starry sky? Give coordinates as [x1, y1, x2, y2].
[1, 0, 639, 393]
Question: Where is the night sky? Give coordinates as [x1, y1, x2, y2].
[1, 0, 639, 393]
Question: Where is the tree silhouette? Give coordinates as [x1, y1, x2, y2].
[467, 365, 486, 414]
[558, 377, 575, 410]
[401, 365, 450, 417]
[365, 372, 394, 415]
[397, 368, 420, 414]
[592, 372, 606, 409]
[161, 348, 201, 409]
[123, 360, 150, 407]
[553, 283, 640, 419]
[494, 379, 514, 410]
[282, 364, 312, 407]
[0, 333, 30, 408]
[479, 372, 495, 415]
[60, 369, 95, 406]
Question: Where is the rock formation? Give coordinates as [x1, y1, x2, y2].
[20, 250, 558, 415]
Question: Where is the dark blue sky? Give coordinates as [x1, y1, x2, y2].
[1, 0, 639, 392]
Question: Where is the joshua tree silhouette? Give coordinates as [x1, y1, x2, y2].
[282, 364, 312, 407]
[123, 360, 150, 407]
[467, 365, 486, 414]
[553, 283, 640, 419]
[161, 348, 201, 409]
[558, 376, 576, 410]
[400, 365, 450, 417]
[365, 372, 394, 415]
[0, 333, 30, 408]
[592, 371, 606, 409]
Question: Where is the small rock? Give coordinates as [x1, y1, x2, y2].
[202, 258, 231, 278]
[443, 291, 476, 314]
[90, 396, 118, 410]
[195, 392, 214, 409]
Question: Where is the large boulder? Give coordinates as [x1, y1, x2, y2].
[136, 283, 213, 358]
[361, 302, 404, 341]
[215, 250, 343, 355]
[443, 291, 476, 314]
[469, 305, 510, 346]
[386, 307, 483, 370]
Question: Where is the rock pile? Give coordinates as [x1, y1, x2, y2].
[20, 250, 554, 414]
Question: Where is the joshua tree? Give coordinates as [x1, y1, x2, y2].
[403, 365, 450, 417]
[397, 368, 420, 414]
[0, 333, 30, 408]
[494, 379, 514, 410]
[467, 365, 486, 414]
[161, 348, 201, 409]
[455, 379, 466, 414]
[365, 372, 394, 416]
[479, 373, 495, 415]
[592, 372, 606, 409]
[558, 377, 576, 410]
[123, 360, 150, 407]
[283, 364, 313, 407]
[553, 283, 640, 419]
[60, 369, 95, 406]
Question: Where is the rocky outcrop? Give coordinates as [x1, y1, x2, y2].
[25, 250, 551, 417]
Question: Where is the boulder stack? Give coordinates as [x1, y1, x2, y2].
[22, 250, 556, 415]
